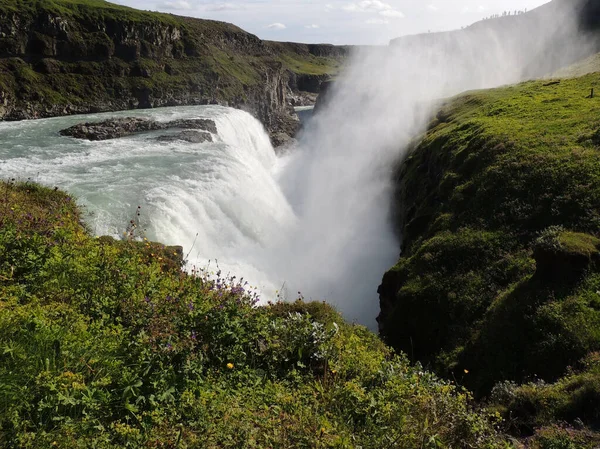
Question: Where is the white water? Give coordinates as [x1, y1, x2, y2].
[0, 105, 389, 326]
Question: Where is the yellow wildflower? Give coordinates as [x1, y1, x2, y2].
[227, 363, 234, 370]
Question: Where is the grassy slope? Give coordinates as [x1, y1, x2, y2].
[265, 41, 345, 76]
[379, 73, 600, 437]
[0, 181, 505, 448]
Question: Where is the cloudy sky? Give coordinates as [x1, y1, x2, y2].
[112, 0, 551, 45]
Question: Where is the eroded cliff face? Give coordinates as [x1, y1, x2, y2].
[0, 2, 346, 142]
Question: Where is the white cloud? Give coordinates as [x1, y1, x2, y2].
[266, 22, 287, 30]
[206, 3, 240, 11]
[380, 9, 404, 18]
[159, 0, 191, 9]
[342, 1, 404, 20]
[305, 24, 320, 29]
[427, 4, 438, 12]
[107, 0, 553, 45]
[343, 0, 389, 13]
[366, 18, 389, 24]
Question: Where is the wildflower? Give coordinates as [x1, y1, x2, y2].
[464, 369, 469, 374]
[227, 363, 234, 370]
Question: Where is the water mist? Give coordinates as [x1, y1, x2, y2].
[264, 0, 594, 327]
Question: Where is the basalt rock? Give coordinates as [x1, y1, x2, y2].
[313, 81, 335, 114]
[156, 130, 213, 144]
[60, 117, 218, 141]
[168, 119, 218, 134]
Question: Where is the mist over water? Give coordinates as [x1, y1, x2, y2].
[0, 0, 591, 328]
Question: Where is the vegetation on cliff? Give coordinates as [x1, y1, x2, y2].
[0, 0, 347, 137]
[378, 73, 600, 441]
[0, 180, 506, 447]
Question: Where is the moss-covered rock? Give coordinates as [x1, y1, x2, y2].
[534, 229, 600, 283]
[378, 74, 600, 408]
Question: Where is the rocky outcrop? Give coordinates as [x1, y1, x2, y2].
[533, 230, 600, 284]
[287, 73, 331, 94]
[156, 130, 213, 144]
[0, 1, 349, 145]
[60, 117, 217, 141]
[313, 81, 335, 113]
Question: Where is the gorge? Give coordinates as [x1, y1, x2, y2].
[4, 0, 600, 446]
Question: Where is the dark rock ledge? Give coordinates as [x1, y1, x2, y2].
[156, 130, 213, 144]
[60, 118, 218, 141]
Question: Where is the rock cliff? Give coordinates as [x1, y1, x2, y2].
[0, 0, 349, 143]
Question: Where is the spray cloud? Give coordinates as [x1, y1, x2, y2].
[267, 0, 597, 327]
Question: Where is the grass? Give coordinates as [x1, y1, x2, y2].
[378, 73, 600, 435]
[0, 0, 181, 25]
[0, 180, 507, 448]
[489, 352, 600, 443]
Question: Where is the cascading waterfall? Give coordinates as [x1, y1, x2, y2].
[0, 106, 296, 300]
[0, 1, 588, 329]
[0, 99, 402, 327]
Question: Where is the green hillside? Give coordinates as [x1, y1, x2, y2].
[378, 73, 600, 441]
[0, 181, 505, 447]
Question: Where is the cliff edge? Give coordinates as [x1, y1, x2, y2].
[0, 0, 350, 143]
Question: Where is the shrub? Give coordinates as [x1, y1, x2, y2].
[0, 181, 507, 448]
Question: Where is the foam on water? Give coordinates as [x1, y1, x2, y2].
[0, 106, 296, 298]
[0, 104, 398, 328]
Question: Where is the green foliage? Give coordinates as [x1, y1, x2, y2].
[380, 73, 600, 401]
[489, 354, 600, 442]
[0, 181, 506, 447]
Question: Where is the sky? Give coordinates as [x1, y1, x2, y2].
[112, 0, 552, 45]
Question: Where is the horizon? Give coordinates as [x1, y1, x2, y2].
[112, 0, 552, 45]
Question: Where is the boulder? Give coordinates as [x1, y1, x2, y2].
[533, 229, 600, 283]
[156, 130, 213, 144]
[60, 117, 218, 141]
